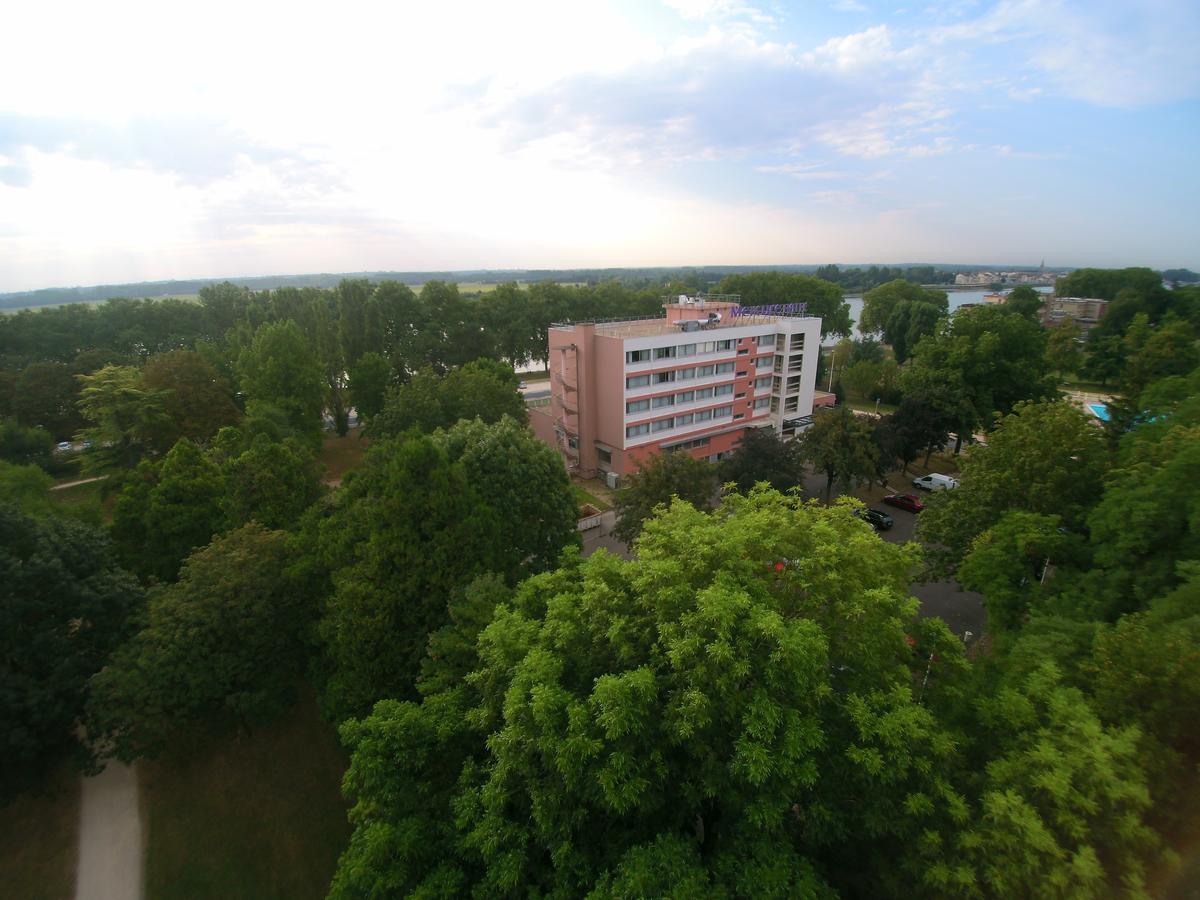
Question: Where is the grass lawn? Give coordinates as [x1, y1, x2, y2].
[319, 431, 369, 484]
[571, 478, 613, 512]
[0, 763, 81, 900]
[49, 478, 111, 521]
[140, 692, 351, 900]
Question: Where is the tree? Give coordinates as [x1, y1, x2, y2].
[0, 505, 141, 799]
[903, 305, 1056, 451]
[916, 401, 1107, 575]
[719, 426, 806, 493]
[221, 434, 323, 531]
[329, 490, 965, 898]
[0, 460, 56, 518]
[111, 440, 227, 582]
[1120, 319, 1199, 403]
[861, 280, 948, 337]
[347, 351, 392, 422]
[75, 365, 169, 470]
[841, 358, 901, 404]
[432, 417, 580, 580]
[1045, 320, 1083, 376]
[885, 300, 944, 364]
[369, 360, 525, 438]
[715, 271, 852, 338]
[798, 406, 879, 504]
[316, 435, 505, 720]
[0, 418, 54, 468]
[140, 349, 240, 451]
[612, 450, 717, 542]
[1004, 286, 1044, 320]
[87, 524, 314, 761]
[235, 320, 325, 449]
[11, 361, 85, 440]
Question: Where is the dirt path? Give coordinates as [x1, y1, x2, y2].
[75, 761, 142, 900]
[51, 476, 109, 492]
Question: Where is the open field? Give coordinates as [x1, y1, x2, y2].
[140, 692, 350, 900]
[319, 430, 369, 484]
[0, 764, 81, 900]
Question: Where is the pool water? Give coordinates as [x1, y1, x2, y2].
[1088, 403, 1110, 422]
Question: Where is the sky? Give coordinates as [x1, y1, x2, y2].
[1, 0, 1198, 292]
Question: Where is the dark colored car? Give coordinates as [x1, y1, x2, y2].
[882, 493, 925, 513]
[854, 507, 894, 531]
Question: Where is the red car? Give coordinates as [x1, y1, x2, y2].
[882, 492, 925, 513]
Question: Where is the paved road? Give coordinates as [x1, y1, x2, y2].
[76, 761, 142, 900]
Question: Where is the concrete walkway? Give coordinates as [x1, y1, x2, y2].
[51, 475, 109, 492]
[75, 761, 142, 900]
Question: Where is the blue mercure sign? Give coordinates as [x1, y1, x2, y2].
[729, 303, 808, 317]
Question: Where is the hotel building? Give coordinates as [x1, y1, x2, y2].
[545, 295, 825, 481]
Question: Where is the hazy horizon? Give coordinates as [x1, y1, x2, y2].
[3, 0, 1197, 292]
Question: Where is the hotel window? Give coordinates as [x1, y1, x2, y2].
[695, 409, 712, 422]
[679, 343, 696, 356]
[652, 417, 673, 432]
[676, 390, 695, 403]
[676, 413, 694, 425]
[697, 364, 715, 377]
[754, 397, 771, 410]
[626, 374, 650, 389]
[626, 349, 651, 363]
[773, 376, 782, 393]
[757, 334, 777, 348]
[652, 395, 675, 409]
[790, 333, 805, 351]
[788, 354, 804, 372]
[713, 405, 733, 418]
[654, 346, 676, 360]
[678, 367, 696, 380]
[737, 348, 750, 356]
[716, 339, 733, 351]
[655, 371, 675, 384]
[626, 423, 650, 437]
[714, 384, 733, 397]
[756, 356, 773, 369]
[597, 447, 612, 463]
[770, 397, 780, 413]
[734, 413, 744, 420]
[700, 341, 716, 353]
[755, 375, 772, 389]
[696, 387, 714, 400]
[626, 398, 650, 413]
[735, 392, 746, 399]
[715, 361, 735, 374]
[786, 375, 802, 393]
[785, 397, 800, 413]
[736, 370, 747, 378]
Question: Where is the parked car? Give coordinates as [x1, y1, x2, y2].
[882, 493, 925, 513]
[912, 473, 959, 491]
[854, 507, 894, 531]
[518, 380, 528, 389]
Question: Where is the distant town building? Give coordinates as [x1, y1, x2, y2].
[1043, 297, 1109, 332]
[536, 295, 822, 481]
[955, 271, 1058, 286]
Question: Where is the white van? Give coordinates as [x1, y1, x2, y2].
[912, 473, 959, 492]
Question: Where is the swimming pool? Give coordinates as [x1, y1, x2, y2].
[1088, 403, 1110, 422]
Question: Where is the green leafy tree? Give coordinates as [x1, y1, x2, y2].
[10, 361, 84, 440]
[719, 426, 806, 493]
[330, 490, 965, 898]
[347, 351, 392, 421]
[841, 358, 901, 404]
[87, 524, 314, 761]
[75, 365, 169, 471]
[370, 360, 525, 438]
[884, 300, 944, 364]
[903, 305, 1056, 452]
[0, 460, 56, 518]
[317, 435, 504, 720]
[612, 450, 717, 542]
[0, 505, 141, 799]
[111, 439, 227, 582]
[0, 419, 54, 468]
[221, 434, 323, 531]
[861, 280, 948, 337]
[432, 417, 580, 579]
[1045, 320, 1083, 376]
[1004, 286, 1045, 320]
[140, 349, 240, 451]
[798, 406, 880, 504]
[917, 401, 1107, 575]
[235, 319, 325, 449]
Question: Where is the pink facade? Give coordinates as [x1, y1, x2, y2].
[546, 299, 822, 481]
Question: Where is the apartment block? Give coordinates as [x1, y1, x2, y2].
[546, 295, 822, 480]
[1043, 296, 1109, 331]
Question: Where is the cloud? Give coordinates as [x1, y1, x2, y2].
[802, 25, 896, 71]
[661, 0, 775, 25]
[831, 0, 869, 11]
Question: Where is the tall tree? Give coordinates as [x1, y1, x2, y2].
[11, 361, 84, 440]
[861, 280, 948, 337]
[1003, 285, 1045, 320]
[612, 450, 718, 542]
[347, 351, 392, 422]
[0, 505, 141, 799]
[719, 426, 807, 493]
[369, 360, 525, 438]
[140, 349, 240, 451]
[87, 524, 314, 761]
[75, 365, 169, 470]
[221, 434, 323, 531]
[715, 271, 852, 338]
[235, 319, 325, 448]
[799, 406, 880, 504]
[1045, 320, 1083, 376]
